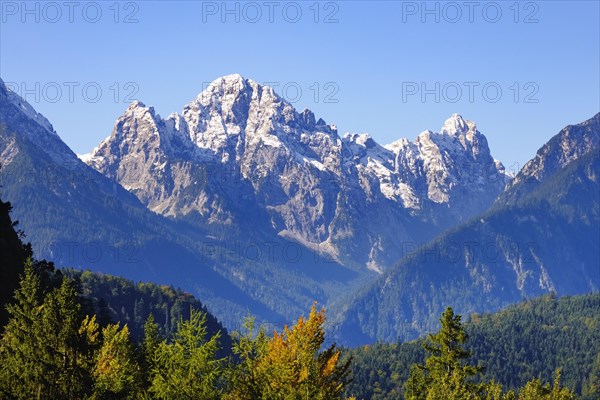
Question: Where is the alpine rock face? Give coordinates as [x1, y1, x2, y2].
[84, 74, 509, 272]
[498, 112, 600, 205]
[336, 113, 600, 345]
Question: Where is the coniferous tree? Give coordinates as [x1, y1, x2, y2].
[582, 352, 600, 399]
[0, 259, 45, 399]
[0, 198, 31, 330]
[92, 323, 142, 399]
[40, 275, 95, 398]
[149, 307, 223, 400]
[518, 370, 574, 400]
[140, 313, 161, 390]
[253, 303, 351, 400]
[223, 316, 269, 400]
[0, 261, 98, 399]
[405, 307, 482, 400]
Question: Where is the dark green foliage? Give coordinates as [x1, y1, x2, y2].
[0, 195, 55, 330]
[0, 195, 231, 353]
[0, 197, 30, 329]
[469, 294, 600, 398]
[63, 269, 232, 355]
[345, 294, 600, 399]
[405, 307, 482, 400]
[0, 252, 592, 400]
[0, 261, 98, 399]
[0, 195, 65, 329]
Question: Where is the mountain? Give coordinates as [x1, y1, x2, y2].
[0, 77, 314, 328]
[6, 72, 591, 345]
[84, 74, 509, 272]
[345, 293, 600, 400]
[336, 113, 600, 345]
[1, 77, 394, 331]
[498, 112, 600, 205]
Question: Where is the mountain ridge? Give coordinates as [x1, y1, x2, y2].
[83, 74, 509, 272]
[335, 112, 600, 345]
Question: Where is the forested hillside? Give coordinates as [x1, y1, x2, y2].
[0, 197, 28, 328]
[0, 196, 56, 330]
[64, 269, 232, 352]
[346, 293, 600, 399]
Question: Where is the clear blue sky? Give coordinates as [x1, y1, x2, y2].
[1, 1, 598, 169]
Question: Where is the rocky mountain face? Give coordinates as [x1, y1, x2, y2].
[85, 74, 509, 272]
[1, 77, 338, 329]
[336, 113, 600, 345]
[498, 112, 600, 205]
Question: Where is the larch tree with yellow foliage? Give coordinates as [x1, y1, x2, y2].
[91, 323, 143, 400]
[226, 303, 351, 400]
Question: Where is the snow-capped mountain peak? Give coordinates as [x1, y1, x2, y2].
[0, 76, 82, 166]
[440, 113, 472, 136]
[0, 78, 55, 134]
[83, 75, 509, 271]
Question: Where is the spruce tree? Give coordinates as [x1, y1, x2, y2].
[0, 259, 45, 399]
[0, 261, 98, 399]
[405, 307, 482, 400]
[40, 275, 93, 398]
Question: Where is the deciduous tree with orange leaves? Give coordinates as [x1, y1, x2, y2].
[226, 303, 351, 400]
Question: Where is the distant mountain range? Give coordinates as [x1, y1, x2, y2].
[1, 75, 597, 344]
